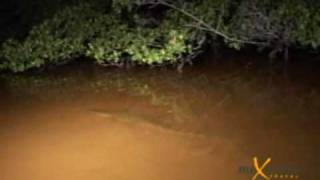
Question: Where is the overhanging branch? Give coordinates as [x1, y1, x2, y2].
[141, 0, 268, 46]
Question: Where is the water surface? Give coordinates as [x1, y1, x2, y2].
[0, 53, 319, 180]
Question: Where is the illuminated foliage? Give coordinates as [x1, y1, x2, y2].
[0, 0, 319, 72]
[0, 1, 195, 72]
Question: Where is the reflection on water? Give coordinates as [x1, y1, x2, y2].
[0, 54, 320, 180]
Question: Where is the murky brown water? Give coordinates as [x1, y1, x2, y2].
[0, 53, 320, 180]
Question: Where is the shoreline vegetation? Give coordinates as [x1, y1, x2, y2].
[0, 0, 319, 73]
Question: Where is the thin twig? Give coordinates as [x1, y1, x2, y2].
[143, 0, 268, 46]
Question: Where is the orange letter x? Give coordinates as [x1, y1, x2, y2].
[252, 157, 271, 180]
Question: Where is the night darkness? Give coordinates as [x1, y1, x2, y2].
[0, 1, 320, 180]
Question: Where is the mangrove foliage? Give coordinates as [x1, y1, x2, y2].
[0, 0, 319, 72]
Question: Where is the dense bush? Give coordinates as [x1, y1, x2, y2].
[228, 0, 320, 57]
[0, 0, 319, 72]
[159, 0, 320, 52]
[0, 1, 197, 72]
[1, 3, 96, 72]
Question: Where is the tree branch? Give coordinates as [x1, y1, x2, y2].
[142, 0, 268, 46]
